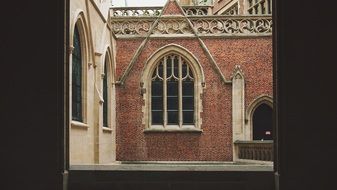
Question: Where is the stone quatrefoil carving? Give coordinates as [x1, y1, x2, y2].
[153, 19, 193, 34]
[189, 17, 272, 35]
[111, 17, 272, 36]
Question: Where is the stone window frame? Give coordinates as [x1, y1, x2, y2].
[70, 11, 90, 129]
[101, 48, 114, 131]
[141, 44, 205, 132]
[245, 94, 273, 140]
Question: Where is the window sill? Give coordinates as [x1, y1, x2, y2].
[144, 125, 203, 133]
[102, 127, 113, 133]
[71, 120, 89, 129]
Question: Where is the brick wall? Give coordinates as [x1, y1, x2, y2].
[115, 37, 272, 161]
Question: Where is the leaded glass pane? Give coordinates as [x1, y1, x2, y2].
[151, 62, 163, 125]
[167, 111, 178, 124]
[182, 81, 194, 96]
[151, 54, 195, 126]
[103, 56, 108, 127]
[167, 56, 172, 77]
[167, 80, 178, 96]
[183, 97, 194, 110]
[151, 97, 163, 110]
[183, 111, 194, 124]
[151, 80, 163, 96]
[72, 26, 82, 122]
[167, 97, 178, 110]
[152, 111, 163, 124]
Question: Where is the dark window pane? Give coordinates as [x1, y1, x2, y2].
[152, 111, 163, 125]
[72, 26, 82, 122]
[183, 97, 194, 110]
[152, 80, 163, 96]
[182, 63, 187, 78]
[167, 56, 172, 77]
[168, 111, 178, 124]
[167, 97, 178, 110]
[183, 111, 194, 124]
[174, 57, 179, 77]
[167, 80, 178, 96]
[158, 62, 163, 78]
[182, 81, 194, 96]
[151, 97, 163, 110]
[103, 56, 108, 127]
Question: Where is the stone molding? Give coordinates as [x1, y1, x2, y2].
[110, 15, 272, 37]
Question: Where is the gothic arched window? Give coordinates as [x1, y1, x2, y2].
[72, 25, 83, 122]
[151, 54, 195, 126]
[103, 54, 109, 127]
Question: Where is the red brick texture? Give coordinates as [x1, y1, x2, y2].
[162, 0, 184, 15]
[115, 36, 272, 161]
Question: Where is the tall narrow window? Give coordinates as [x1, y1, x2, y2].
[151, 54, 194, 127]
[72, 26, 82, 121]
[103, 55, 109, 127]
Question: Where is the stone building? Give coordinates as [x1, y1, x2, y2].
[69, 0, 273, 165]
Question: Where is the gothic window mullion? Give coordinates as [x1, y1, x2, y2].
[150, 53, 197, 129]
[178, 56, 183, 127]
[163, 56, 167, 127]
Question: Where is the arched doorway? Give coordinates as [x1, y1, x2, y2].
[253, 103, 272, 140]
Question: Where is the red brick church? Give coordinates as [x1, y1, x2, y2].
[69, 0, 272, 164]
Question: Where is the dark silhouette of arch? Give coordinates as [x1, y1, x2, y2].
[253, 103, 272, 140]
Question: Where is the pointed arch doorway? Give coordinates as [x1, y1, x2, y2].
[253, 103, 273, 140]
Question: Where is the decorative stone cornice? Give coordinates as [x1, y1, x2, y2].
[182, 6, 212, 16]
[111, 18, 155, 36]
[189, 16, 272, 36]
[110, 15, 272, 38]
[152, 18, 194, 35]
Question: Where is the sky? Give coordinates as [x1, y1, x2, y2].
[112, 0, 167, 7]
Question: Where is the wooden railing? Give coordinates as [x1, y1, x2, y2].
[235, 140, 273, 161]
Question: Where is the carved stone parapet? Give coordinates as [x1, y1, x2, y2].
[189, 16, 272, 35]
[111, 7, 162, 17]
[152, 18, 194, 35]
[182, 6, 211, 16]
[110, 15, 272, 37]
[111, 18, 155, 36]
